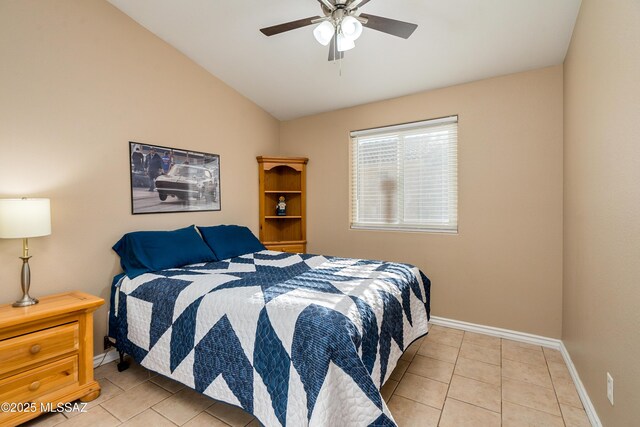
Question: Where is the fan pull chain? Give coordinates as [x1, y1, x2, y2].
[334, 27, 342, 77]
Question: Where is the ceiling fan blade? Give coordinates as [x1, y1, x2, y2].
[317, 0, 336, 11]
[347, 0, 372, 10]
[359, 13, 418, 39]
[328, 35, 344, 61]
[260, 16, 322, 36]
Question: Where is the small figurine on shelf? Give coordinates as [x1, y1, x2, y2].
[276, 196, 287, 216]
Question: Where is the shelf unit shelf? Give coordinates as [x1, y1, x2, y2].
[264, 190, 302, 194]
[257, 156, 308, 254]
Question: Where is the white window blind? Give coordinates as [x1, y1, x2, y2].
[350, 116, 458, 233]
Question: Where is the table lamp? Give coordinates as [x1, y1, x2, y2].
[0, 198, 51, 307]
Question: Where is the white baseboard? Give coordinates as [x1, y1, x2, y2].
[559, 342, 603, 427]
[93, 348, 119, 368]
[429, 316, 601, 427]
[429, 316, 562, 349]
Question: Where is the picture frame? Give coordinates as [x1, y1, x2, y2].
[129, 141, 221, 214]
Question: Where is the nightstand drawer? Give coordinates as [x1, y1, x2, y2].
[0, 356, 78, 418]
[0, 323, 79, 376]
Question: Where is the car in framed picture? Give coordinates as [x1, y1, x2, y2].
[129, 141, 221, 214]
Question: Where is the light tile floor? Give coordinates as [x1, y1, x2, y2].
[23, 325, 592, 427]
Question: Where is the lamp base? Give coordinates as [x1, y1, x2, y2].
[13, 296, 39, 307]
[13, 252, 38, 307]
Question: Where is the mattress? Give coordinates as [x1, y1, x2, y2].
[109, 250, 430, 426]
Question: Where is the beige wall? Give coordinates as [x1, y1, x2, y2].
[563, 0, 640, 424]
[281, 66, 564, 338]
[0, 0, 279, 354]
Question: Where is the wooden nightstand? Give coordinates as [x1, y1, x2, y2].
[0, 291, 104, 426]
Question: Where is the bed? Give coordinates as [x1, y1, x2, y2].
[108, 227, 430, 427]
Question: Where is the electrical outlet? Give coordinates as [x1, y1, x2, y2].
[607, 372, 614, 405]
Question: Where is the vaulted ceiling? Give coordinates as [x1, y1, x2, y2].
[108, 0, 581, 120]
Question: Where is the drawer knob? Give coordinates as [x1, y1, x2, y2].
[28, 381, 40, 391]
[30, 344, 41, 354]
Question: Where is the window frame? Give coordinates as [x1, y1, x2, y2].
[349, 115, 458, 234]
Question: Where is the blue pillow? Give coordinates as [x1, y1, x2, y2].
[197, 225, 265, 260]
[112, 225, 216, 278]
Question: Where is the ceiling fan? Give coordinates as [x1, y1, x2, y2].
[260, 0, 418, 61]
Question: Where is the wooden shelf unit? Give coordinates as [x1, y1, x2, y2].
[257, 156, 308, 253]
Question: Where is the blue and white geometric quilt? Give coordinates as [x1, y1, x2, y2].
[109, 250, 431, 427]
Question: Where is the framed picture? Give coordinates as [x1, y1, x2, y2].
[129, 141, 221, 214]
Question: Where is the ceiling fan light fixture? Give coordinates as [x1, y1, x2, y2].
[340, 15, 363, 41]
[337, 33, 355, 52]
[259, 1, 418, 62]
[313, 21, 335, 46]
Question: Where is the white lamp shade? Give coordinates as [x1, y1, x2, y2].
[0, 198, 51, 239]
[337, 33, 355, 52]
[313, 21, 335, 46]
[341, 16, 363, 41]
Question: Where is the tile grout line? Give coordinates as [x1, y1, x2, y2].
[98, 376, 175, 425]
[437, 330, 464, 425]
[501, 376, 567, 419]
[413, 330, 509, 422]
[446, 396, 502, 415]
[499, 338, 503, 423]
[542, 350, 568, 426]
[150, 407, 179, 426]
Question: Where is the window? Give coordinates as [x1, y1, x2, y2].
[350, 116, 458, 233]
